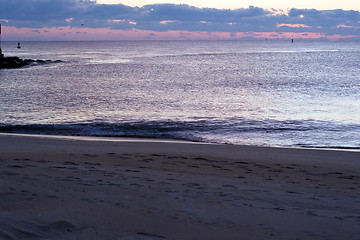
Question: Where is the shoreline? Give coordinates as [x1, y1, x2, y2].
[1, 132, 359, 153]
[0, 133, 359, 239]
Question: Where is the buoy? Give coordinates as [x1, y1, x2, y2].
[17, 42, 21, 49]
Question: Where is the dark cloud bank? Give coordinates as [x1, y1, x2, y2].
[0, 0, 359, 36]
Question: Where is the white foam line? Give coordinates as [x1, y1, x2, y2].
[0, 132, 211, 145]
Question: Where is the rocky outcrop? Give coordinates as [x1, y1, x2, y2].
[0, 56, 62, 69]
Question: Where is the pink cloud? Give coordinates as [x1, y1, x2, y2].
[1, 26, 358, 41]
[337, 24, 359, 29]
[65, 18, 74, 23]
[109, 19, 126, 23]
[160, 20, 176, 24]
[277, 23, 311, 28]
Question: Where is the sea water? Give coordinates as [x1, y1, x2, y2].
[0, 40, 359, 149]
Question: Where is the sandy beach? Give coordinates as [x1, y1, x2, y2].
[0, 133, 359, 240]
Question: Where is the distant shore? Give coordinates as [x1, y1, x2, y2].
[0, 133, 359, 239]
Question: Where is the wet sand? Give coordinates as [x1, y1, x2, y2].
[0, 133, 359, 240]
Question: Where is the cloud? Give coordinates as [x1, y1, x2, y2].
[277, 23, 311, 28]
[0, 0, 359, 38]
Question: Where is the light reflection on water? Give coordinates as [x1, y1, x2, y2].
[0, 40, 359, 148]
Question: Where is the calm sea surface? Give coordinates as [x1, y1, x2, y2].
[0, 40, 359, 149]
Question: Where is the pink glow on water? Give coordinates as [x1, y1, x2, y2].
[1, 26, 359, 41]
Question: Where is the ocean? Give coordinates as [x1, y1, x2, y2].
[0, 40, 359, 150]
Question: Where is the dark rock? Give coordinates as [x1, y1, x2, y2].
[0, 56, 62, 69]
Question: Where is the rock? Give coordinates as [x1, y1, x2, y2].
[0, 56, 62, 69]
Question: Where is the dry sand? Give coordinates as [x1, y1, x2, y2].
[0, 133, 359, 240]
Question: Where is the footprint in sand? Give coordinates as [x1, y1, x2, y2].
[84, 162, 101, 166]
[62, 161, 79, 166]
[83, 154, 98, 157]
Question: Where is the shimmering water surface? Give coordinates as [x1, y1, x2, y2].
[0, 40, 359, 149]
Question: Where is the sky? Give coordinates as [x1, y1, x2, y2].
[98, 0, 360, 11]
[0, 0, 359, 41]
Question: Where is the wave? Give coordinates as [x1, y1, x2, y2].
[0, 118, 359, 150]
[0, 121, 202, 141]
[294, 144, 360, 150]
